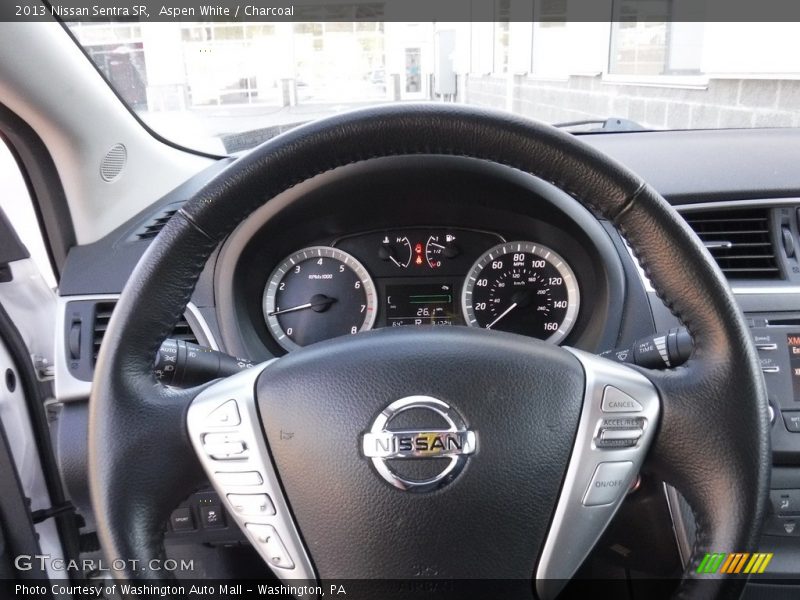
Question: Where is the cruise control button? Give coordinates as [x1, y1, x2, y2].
[205, 399, 241, 427]
[601, 386, 643, 413]
[596, 425, 643, 448]
[583, 462, 634, 506]
[595, 438, 638, 448]
[215, 471, 263, 486]
[600, 428, 643, 441]
[601, 417, 645, 429]
[246, 524, 295, 569]
[228, 493, 276, 517]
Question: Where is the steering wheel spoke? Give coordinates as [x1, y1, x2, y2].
[186, 362, 316, 582]
[536, 349, 661, 599]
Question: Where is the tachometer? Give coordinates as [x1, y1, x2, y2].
[461, 242, 579, 343]
[263, 246, 377, 351]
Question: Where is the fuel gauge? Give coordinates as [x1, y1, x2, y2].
[425, 233, 461, 268]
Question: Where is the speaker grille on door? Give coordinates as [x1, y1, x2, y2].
[100, 143, 127, 182]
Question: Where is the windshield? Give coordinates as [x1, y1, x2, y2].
[68, 21, 800, 154]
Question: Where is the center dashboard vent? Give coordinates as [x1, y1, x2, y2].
[92, 301, 198, 364]
[682, 207, 780, 280]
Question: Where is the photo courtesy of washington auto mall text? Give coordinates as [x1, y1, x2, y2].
[15, 580, 340, 599]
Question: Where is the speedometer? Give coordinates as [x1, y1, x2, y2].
[263, 246, 377, 351]
[461, 242, 579, 343]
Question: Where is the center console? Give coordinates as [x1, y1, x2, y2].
[748, 315, 800, 539]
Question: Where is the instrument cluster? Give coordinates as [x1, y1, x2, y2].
[263, 228, 581, 351]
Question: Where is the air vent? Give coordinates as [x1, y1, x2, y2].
[92, 301, 198, 364]
[92, 302, 115, 364]
[682, 208, 780, 280]
[132, 208, 178, 241]
[170, 316, 199, 343]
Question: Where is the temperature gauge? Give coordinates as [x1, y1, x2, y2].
[425, 233, 461, 268]
[378, 235, 413, 269]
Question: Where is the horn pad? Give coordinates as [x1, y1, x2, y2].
[257, 327, 584, 582]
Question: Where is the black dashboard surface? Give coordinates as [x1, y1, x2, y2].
[58, 127, 800, 298]
[582, 128, 800, 203]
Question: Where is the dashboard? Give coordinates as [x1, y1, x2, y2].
[49, 127, 800, 588]
[212, 155, 630, 361]
[261, 229, 579, 351]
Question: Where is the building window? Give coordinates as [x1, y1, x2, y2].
[609, 1, 703, 76]
[493, 0, 511, 73]
[538, 0, 567, 26]
[610, 20, 668, 75]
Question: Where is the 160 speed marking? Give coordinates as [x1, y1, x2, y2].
[461, 241, 580, 343]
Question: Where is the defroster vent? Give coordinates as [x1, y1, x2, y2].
[132, 208, 179, 241]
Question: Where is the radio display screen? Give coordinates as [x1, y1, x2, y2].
[787, 333, 800, 398]
[385, 283, 459, 326]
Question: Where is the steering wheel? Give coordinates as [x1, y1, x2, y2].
[89, 104, 769, 599]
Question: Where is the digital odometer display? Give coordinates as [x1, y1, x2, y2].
[386, 283, 459, 326]
[461, 241, 580, 343]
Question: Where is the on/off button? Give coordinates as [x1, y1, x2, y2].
[583, 461, 634, 506]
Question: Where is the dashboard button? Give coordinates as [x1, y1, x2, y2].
[170, 507, 195, 532]
[246, 524, 295, 569]
[228, 494, 276, 517]
[770, 489, 800, 515]
[783, 412, 800, 433]
[200, 503, 225, 529]
[601, 386, 643, 413]
[756, 343, 778, 351]
[583, 462, 634, 506]
[764, 515, 799, 537]
[205, 399, 241, 427]
[215, 471, 263, 486]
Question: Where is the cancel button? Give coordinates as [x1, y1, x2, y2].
[583, 461, 634, 506]
[601, 386, 644, 413]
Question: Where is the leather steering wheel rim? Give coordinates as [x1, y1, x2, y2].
[89, 104, 770, 599]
